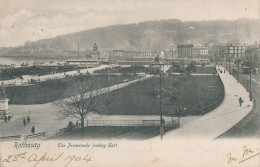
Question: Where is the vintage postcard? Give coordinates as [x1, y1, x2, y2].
[0, 0, 260, 166]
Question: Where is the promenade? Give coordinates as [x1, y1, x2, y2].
[0, 75, 154, 137]
[1, 65, 111, 86]
[158, 65, 253, 140]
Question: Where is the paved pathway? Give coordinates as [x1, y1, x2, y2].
[1, 65, 111, 86]
[0, 75, 154, 137]
[153, 65, 253, 140]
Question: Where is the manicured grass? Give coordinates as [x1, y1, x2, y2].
[168, 66, 217, 74]
[5, 74, 140, 104]
[0, 65, 82, 80]
[94, 65, 159, 74]
[195, 66, 217, 74]
[52, 126, 174, 140]
[95, 74, 224, 116]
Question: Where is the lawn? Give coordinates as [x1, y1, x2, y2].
[5, 74, 140, 104]
[52, 126, 174, 140]
[0, 65, 83, 80]
[94, 74, 224, 116]
[168, 66, 217, 74]
[94, 65, 160, 74]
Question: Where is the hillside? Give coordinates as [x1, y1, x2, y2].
[11, 19, 260, 51]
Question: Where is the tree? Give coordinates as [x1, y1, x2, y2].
[186, 61, 197, 72]
[201, 61, 206, 68]
[53, 76, 107, 137]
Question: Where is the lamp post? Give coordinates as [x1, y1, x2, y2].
[229, 55, 231, 73]
[246, 48, 253, 101]
[171, 47, 174, 64]
[159, 65, 163, 140]
[225, 53, 228, 70]
[249, 50, 253, 101]
[237, 58, 240, 82]
[152, 57, 165, 140]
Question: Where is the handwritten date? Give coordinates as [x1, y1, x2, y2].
[0, 152, 92, 167]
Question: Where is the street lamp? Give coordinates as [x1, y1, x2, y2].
[246, 49, 253, 101]
[225, 53, 228, 70]
[235, 57, 241, 82]
[152, 56, 165, 140]
[249, 50, 253, 101]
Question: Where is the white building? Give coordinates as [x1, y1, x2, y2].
[192, 47, 209, 59]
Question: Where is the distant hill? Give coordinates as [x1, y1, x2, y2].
[18, 18, 260, 51]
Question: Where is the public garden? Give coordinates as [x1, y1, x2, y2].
[5, 73, 141, 104]
[93, 74, 224, 116]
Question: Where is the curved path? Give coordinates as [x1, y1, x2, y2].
[155, 66, 253, 140]
[0, 75, 154, 137]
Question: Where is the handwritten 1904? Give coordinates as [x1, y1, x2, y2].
[0, 151, 92, 167]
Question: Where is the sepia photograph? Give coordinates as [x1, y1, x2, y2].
[0, 0, 260, 166]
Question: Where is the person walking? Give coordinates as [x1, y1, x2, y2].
[31, 126, 35, 134]
[4, 116, 7, 123]
[23, 117, 26, 126]
[76, 120, 79, 129]
[27, 116, 30, 123]
[239, 97, 244, 107]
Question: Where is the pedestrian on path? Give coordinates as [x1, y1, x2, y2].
[23, 117, 26, 126]
[8, 115, 11, 121]
[76, 120, 79, 128]
[239, 97, 244, 107]
[4, 116, 7, 123]
[31, 126, 35, 134]
[27, 116, 30, 123]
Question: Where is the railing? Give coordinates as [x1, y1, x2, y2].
[85, 119, 176, 127]
[24, 132, 46, 140]
[0, 119, 178, 140]
[0, 135, 21, 141]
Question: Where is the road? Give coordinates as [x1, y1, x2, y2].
[221, 73, 260, 138]
[153, 65, 253, 140]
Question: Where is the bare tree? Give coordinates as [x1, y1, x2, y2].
[53, 75, 107, 136]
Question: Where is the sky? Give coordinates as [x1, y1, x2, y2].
[0, 0, 259, 47]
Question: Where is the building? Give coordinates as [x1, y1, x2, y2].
[90, 42, 100, 58]
[112, 50, 124, 57]
[177, 44, 193, 59]
[245, 43, 260, 73]
[209, 44, 228, 62]
[65, 43, 101, 68]
[65, 59, 99, 68]
[192, 48, 200, 57]
[200, 47, 209, 56]
[192, 47, 209, 59]
[226, 43, 246, 61]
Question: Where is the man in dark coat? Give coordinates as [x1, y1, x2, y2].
[23, 117, 26, 126]
[27, 116, 30, 123]
[31, 126, 35, 134]
[239, 97, 244, 107]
